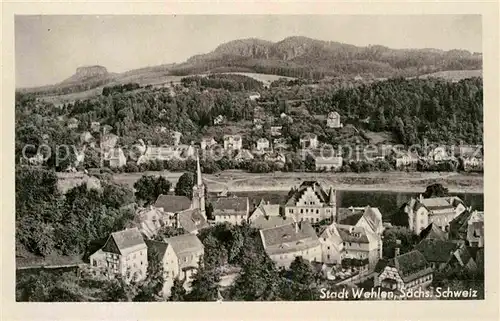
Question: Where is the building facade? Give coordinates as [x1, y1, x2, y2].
[284, 181, 336, 224]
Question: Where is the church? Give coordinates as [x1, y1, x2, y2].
[136, 152, 209, 237]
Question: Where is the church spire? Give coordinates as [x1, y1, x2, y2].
[196, 150, 203, 186]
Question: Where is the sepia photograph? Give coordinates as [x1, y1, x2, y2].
[13, 13, 487, 304]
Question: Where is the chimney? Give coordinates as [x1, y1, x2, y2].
[295, 221, 300, 233]
[395, 239, 402, 257]
[419, 194, 424, 202]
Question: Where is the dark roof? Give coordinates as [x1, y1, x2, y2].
[390, 250, 431, 282]
[154, 194, 192, 213]
[338, 212, 363, 225]
[212, 196, 248, 215]
[145, 239, 169, 261]
[251, 215, 295, 230]
[285, 181, 332, 207]
[419, 223, 448, 241]
[178, 209, 209, 233]
[449, 210, 472, 240]
[110, 227, 146, 252]
[414, 239, 461, 263]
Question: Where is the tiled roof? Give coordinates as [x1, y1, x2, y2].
[260, 221, 319, 253]
[362, 206, 382, 233]
[110, 227, 146, 253]
[336, 225, 370, 243]
[154, 194, 192, 213]
[145, 239, 169, 261]
[389, 250, 431, 282]
[212, 196, 248, 215]
[419, 223, 448, 241]
[285, 181, 332, 207]
[449, 210, 471, 239]
[252, 215, 295, 230]
[165, 234, 204, 258]
[177, 209, 209, 233]
[420, 197, 454, 210]
[414, 239, 461, 263]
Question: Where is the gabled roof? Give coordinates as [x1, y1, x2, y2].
[165, 234, 204, 258]
[414, 239, 461, 263]
[106, 227, 146, 254]
[212, 196, 248, 214]
[388, 250, 432, 282]
[336, 225, 370, 244]
[419, 223, 448, 241]
[251, 215, 295, 230]
[285, 181, 333, 207]
[319, 224, 343, 245]
[154, 194, 192, 213]
[177, 208, 209, 233]
[449, 209, 472, 239]
[145, 239, 169, 261]
[361, 206, 382, 233]
[260, 221, 319, 252]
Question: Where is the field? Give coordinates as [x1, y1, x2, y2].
[57, 170, 483, 195]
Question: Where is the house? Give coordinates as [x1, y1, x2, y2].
[200, 137, 217, 150]
[256, 138, 270, 151]
[455, 145, 483, 171]
[452, 210, 486, 247]
[67, 117, 79, 129]
[137, 146, 176, 164]
[249, 200, 293, 229]
[307, 148, 343, 171]
[270, 126, 283, 137]
[234, 149, 254, 162]
[318, 223, 344, 265]
[176, 209, 210, 235]
[104, 148, 127, 168]
[223, 135, 242, 150]
[260, 221, 322, 268]
[89, 227, 148, 282]
[214, 115, 225, 125]
[414, 239, 477, 271]
[395, 150, 419, 168]
[90, 121, 101, 132]
[248, 92, 261, 101]
[273, 138, 289, 151]
[100, 133, 119, 150]
[263, 151, 286, 164]
[326, 111, 342, 128]
[284, 181, 336, 224]
[300, 133, 318, 149]
[212, 196, 250, 225]
[404, 195, 466, 234]
[374, 250, 433, 292]
[136, 206, 172, 239]
[146, 234, 204, 296]
[418, 223, 448, 242]
[171, 131, 182, 146]
[428, 146, 453, 162]
[336, 224, 382, 269]
[354, 206, 384, 235]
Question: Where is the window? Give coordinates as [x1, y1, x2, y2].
[327, 246, 330, 250]
[315, 218, 319, 222]
[93, 260, 97, 267]
[316, 209, 319, 214]
[141, 261, 143, 265]
[300, 209, 303, 214]
[327, 254, 330, 259]
[289, 209, 293, 214]
[306, 209, 309, 213]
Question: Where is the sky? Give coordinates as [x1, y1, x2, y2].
[15, 15, 482, 88]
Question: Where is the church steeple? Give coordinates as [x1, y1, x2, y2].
[192, 150, 206, 219]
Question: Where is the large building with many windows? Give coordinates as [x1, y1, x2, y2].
[284, 181, 336, 224]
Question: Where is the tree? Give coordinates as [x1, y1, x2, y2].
[174, 172, 195, 199]
[422, 183, 449, 198]
[101, 182, 135, 208]
[168, 278, 187, 301]
[288, 257, 317, 285]
[101, 277, 136, 302]
[185, 259, 221, 301]
[382, 226, 419, 258]
[133, 175, 172, 205]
